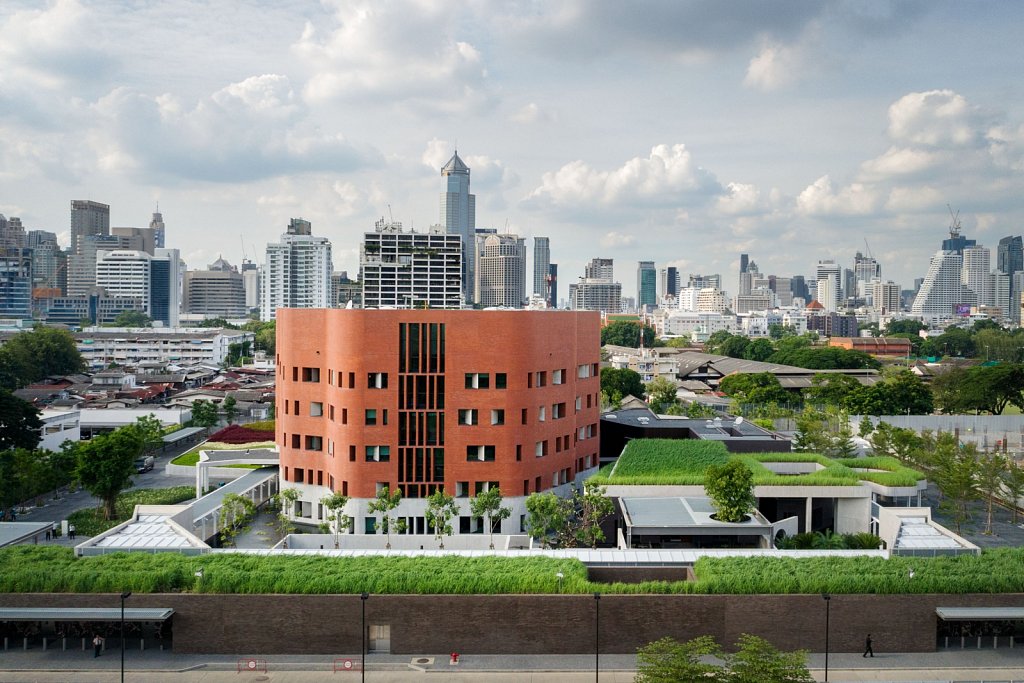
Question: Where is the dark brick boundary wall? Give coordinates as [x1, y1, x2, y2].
[3, 593, 1023, 655]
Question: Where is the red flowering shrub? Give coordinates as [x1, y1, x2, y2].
[209, 424, 275, 444]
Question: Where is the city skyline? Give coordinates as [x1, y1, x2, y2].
[3, 2, 1024, 297]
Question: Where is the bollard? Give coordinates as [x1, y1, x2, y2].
[62, 637, 67, 651]
[42, 637, 47, 651]
[140, 638, 144, 651]
[3, 636, 7, 650]
[23, 637, 27, 651]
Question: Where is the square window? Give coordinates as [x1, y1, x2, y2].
[456, 481, 470, 498]
[310, 402, 323, 417]
[365, 409, 377, 426]
[495, 373, 507, 389]
[490, 409, 504, 426]
[368, 372, 388, 389]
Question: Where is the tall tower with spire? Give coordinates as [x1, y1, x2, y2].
[440, 151, 475, 305]
[150, 205, 165, 249]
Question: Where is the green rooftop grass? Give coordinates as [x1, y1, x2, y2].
[0, 546, 1017, 595]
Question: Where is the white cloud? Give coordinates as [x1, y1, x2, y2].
[743, 42, 800, 91]
[796, 175, 882, 216]
[716, 182, 767, 215]
[526, 144, 721, 208]
[600, 231, 636, 249]
[859, 146, 937, 179]
[294, 1, 492, 113]
[510, 103, 554, 125]
[887, 90, 984, 148]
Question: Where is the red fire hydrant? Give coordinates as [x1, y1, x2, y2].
[450, 652, 459, 665]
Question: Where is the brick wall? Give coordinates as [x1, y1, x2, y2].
[2, 592, 1022, 655]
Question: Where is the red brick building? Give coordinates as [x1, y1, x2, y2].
[275, 309, 602, 534]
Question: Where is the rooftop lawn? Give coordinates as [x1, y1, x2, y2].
[588, 439, 924, 487]
[0, 546, 1018, 595]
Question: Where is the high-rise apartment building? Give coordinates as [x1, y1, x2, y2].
[241, 260, 260, 313]
[853, 252, 881, 296]
[548, 264, 558, 308]
[70, 200, 110, 255]
[68, 234, 129, 296]
[997, 236, 1023, 322]
[475, 233, 526, 308]
[275, 308, 601, 533]
[636, 261, 656, 310]
[870, 280, 901, 314]
[961, 246, 992, 307]
[360, 218, 462, 310]
[815, 260, 842, 311]
[26, 230, 64, 294]
[0, 215, 26, 249]
[0, 248, 33, 319]
[184, 257, 247, 318]
[912, 249, 968, 319]
[659, 267, 679, 299]
[261, 218, 333, 321]
[440, 152, 476, 304]
[94, 248, 181, 326]
[570, 258, 621, 313]
[533, 237, 550, 300]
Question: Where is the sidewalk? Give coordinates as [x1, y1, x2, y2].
[1, 647, 1023, 682]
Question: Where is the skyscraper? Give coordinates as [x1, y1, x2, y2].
[440, 151, 476, 304]
[548, 264, 558, 308]
[361, 218, 462, 310]
[150, 208, 165, 249]
[261, 218, 333, 321]
[70, 200, 110, 254]
[570, 258, 621, 313]
[961, 246, 992, 307]
[0, 215, 25, 249]
[476, 233, 526, 308]
[184, 257, 247, 318]
[637, 261, 656, 310]
[997, 236, 1023, 322]
[533, 237, 550, 300]
[912, 250, 968, 319]
[815, 260, 842, 311]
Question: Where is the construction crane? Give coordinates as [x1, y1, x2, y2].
[863, 238, 874, 260]
[947, 204, 961, 237]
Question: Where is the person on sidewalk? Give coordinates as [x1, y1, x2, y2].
[92, 634, 104, 657]
[863, 633, 874, 657]
[69, 524, 76, 540]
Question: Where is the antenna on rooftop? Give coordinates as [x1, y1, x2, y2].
[388, 204, 394, 224]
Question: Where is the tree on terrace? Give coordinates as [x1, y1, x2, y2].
[470, 486, 511, 549]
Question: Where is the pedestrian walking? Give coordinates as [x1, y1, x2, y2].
[92, 634, 104, 657]
[68, 524, 76, 540]
[863, 633, 874, 657]
[45, 528, 51, 541]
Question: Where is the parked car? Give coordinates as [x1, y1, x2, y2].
[134, 456, 155, 473]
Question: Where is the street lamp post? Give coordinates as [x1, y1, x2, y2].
[593, 593, 601, 683]
[120, 591, 132, 683]
[821, 593, 831, 683]
[361, 592, 368, 683]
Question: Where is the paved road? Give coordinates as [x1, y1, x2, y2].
[1, 648, 1024, 682]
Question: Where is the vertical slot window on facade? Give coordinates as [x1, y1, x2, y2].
[538, 406, 546, 422]
[458, 409, 478, 425]
[349, 445, 356, 462]
[368, 372, 388, 389]
[310, 402, 323, 417]
[291, 434, 300, 449]
[302, 367, 321, 382]
[292, 367, 299, 382]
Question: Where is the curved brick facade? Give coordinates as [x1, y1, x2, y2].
[275, 309, 601, 530]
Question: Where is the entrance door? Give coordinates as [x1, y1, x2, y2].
[368, 624, 390, 653]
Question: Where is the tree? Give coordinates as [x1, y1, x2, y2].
[244, 319, 276, 355]
[601, 321, 655, 347]
[424, 489, 459, 549]
[219, 493, 256, 547]
[704, 330, 736, 354]
[718, 373, 790, 407]
[470, 486, 511, 549]
[225, 341, 252, 366]
[1003, 462, 1024, 524]
[600, 368, 645, 401]
[886, 319, 927, 336]
[930, 434, 980, 535]
[0, 327, 85, 390]
[975, 452, 1008, 535]
[0, 391, 42, 450]
[273, 488, 300, 538]
[222, 395, 238, 425]
[112, 310, 152, 327]
[704, 461, 756, 523]
[645, 376, 679, 412]
[575, 481, 614, 548]
[803, 373, 861, 407]
[133, 414, 164, 453]
[743, 338, 776, 362]
[189, 399, 219, 428]
[845, 369, 933, 416]
[75, 426, 145, 520]
[524, 492, 571, 548]
[635, 635, 723, 682]
[320, 492, 351, 548]
[727, 634, 814, 683]
[367, 485, 405, 549]
[718, 336, 751, 359]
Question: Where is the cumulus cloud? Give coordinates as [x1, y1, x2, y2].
[887, 90, 985, 148]
[90, 75, 377, 183]
[716, 182, 768, 215]
[526, 144, 722, 208]
[743, 42, 801, 91]
[294, 1, 492, 113]
[600, 231, 636, 249]
[796, 175, 882, 216]
[510, 103, 554, 125]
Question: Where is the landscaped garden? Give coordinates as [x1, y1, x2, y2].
[588, 439, 924, 488]
[1, 545, 1022, 595]
[171, 421, 275, 467]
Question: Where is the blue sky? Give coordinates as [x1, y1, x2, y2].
[2, 1, 1024, 299]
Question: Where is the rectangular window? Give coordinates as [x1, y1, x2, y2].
[293, 400, 300, 415]
[575, 396, 582, 412]
[348, 372, 355, 388]
[535, 371, 547, 387]
[342, 408, 348, 425]
[456, 481, 470, 498]
[495, 373, 507, 389]
[365, 409, 377, 426]
[366, 445, 391, 462]
[310, 402, 323, 417]
[329, 369, 334, 385]
[291, 434, 300, 449]
[317, 471, 324, 486]
[552, 402, 566, 419]
[329, 404, 335, 421]
[465, 373, 490, 389]
[368, 372, 388, 389]
[538, 406, 546, 422]
[490, 409, 504, 425]
[535, 441, 547, 457]
[516, 444, 522, 461]
[305, 435, 323, 451]
[302, 367, 321, 383]
[458, 409, 478, 425]
[577, 364, 591, 379]
[553, 369, 565, 385]
[349, 445, 356, 462]
[292, 367, 299, 382]
[295, 468, 304, 483]
[466, 445, 496, 462]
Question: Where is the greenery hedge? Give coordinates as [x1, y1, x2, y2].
[2, 547, 1021, 595]
[832, 456, 926, 488]
[67, 486, 196, 537]
[171, 441, 277, 467]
